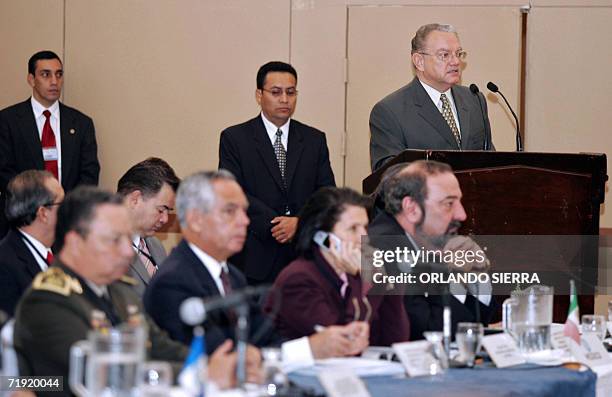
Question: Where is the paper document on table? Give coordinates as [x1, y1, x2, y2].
[289, 357, 404, 377]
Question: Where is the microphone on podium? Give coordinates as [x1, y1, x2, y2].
[469, 84, 491, 151]
[487, 82, 523, 151]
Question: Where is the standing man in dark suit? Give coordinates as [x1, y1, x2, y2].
[370, 24, 494, 171]
[0, 170, 64, 317]
[368, 160, 495, 340]
[117, 157, 180, 297]
[0, 50, 100, 238]
[219, 61, 335, 285]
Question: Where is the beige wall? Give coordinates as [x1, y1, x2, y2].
[1, 0, 610, 296]
[0, 0, 63, 107]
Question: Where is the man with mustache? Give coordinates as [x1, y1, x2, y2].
[0, 50, 100, 238]
[219, 61, 335, 285]
[369, 23, 494, 171]
[117, 158, 180, 297]
[368, 160, 494, 340]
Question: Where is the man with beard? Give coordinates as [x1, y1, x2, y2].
[368, 160, 494, 340]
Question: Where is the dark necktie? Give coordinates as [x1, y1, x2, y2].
[220, 268, 233, 295]
[273, 129, 287, 186]
[41, 110, 59, 179]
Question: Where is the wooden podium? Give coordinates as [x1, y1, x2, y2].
[363, 150, 608, 322]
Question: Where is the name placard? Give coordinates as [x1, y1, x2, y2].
[568, 334, 612, 368]
[392, 341, 439, 377]
[482, 333, 526, 368]
[318, 369, 371, 397]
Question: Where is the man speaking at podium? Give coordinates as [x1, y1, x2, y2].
[369, 23, 494, 171]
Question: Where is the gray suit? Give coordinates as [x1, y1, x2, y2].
[369, 77, 493, 171]
[127, 236, 167, 298]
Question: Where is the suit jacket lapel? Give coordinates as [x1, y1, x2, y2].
[130, 255, 151, 285]
[10, 230, 44, 279]
[252, 116, 286, 192]
[452, 87, 472, 149]
[59, 103, 77, 184]
[411, 78, 460, 149]
[285, 121, 304, 191]
[17, 100, 45, 168]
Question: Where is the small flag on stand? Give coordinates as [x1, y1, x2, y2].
[178, 326, 207, 397]
[563, 279, 580, 343]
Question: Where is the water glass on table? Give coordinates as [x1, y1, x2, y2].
[455, 322, 484, 368]
[138, 361, 172, 397]
[581, 315, 606, 341]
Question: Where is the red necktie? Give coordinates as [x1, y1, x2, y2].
[41, 110, 59, 179]
[46, 250, 54, 266]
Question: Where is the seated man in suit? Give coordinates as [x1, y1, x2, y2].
[369, 23, 493, 171]
[0, 170, 64, 316]
[0, 50, 99, 238]
[368, 160, 494, 340]
[117, 157, 180, 297]
[219, 61, 335, 285]
[13, 187, 259, 395]
[145, 170, 368, 361]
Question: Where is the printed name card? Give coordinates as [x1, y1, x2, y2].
[482, 333, 526, 368]
[318, 369, 371, 397]
[550, 324, 571, 353]
[568, 334, 612, 368]
[392, 341, 438, 377]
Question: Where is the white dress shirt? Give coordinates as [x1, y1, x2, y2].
[30, 97, 62, 182]
[19, 229, 51, 272]
[419, 80, 461, 135]
[261, 113, 289, 150]
[187, 242, 313, 367]
[187, 242, 230, 296]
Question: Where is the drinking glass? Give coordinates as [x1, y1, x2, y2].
[581, 314, 606, 341]
[455, 323, 483, 368]
[423, 331, 449, 375]
[260, 348, 288, 396]
[138, 361, 172, 397]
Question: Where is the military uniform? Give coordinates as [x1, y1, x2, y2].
[13, 262, 187, 397]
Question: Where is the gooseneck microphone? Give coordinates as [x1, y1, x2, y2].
[469, 84, 491, 151]
[487, 82, 523, 151]
[179, 285, 269, 326]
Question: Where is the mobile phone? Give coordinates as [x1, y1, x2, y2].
[313, 231, 342, 252]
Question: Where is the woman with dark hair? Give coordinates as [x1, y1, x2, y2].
[265, 187, 410, 346]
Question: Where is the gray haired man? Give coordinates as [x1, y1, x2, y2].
[369, 23, 493, 171]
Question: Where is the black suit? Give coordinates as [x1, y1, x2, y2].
[219, 115, 335, 283]
[144, 239, 280, 354]
[0, 99, 100, 236]
[368, 211, 496, 340]
[0, 229, 45, 317]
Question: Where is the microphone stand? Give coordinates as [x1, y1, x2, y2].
[235, 303, 250, 388]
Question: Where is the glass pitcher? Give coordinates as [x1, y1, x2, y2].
[502, 285, 553, 354]
[69, 324, 147, 397]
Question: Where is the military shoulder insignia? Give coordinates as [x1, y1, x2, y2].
[119, 275, 138, 286]
[32, 267, 83, 296]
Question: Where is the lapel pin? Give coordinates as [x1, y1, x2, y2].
[69, 128, 76, 134]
